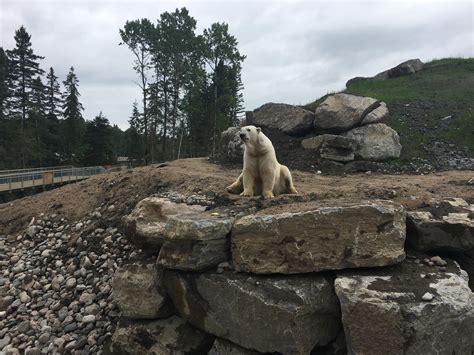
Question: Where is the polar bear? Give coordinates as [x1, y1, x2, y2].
[226, 125, 298, 199]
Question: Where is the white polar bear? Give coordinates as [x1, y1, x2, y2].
[226, 125, 298, 199]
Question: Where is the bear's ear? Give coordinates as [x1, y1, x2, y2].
[256, 127, 261, 133]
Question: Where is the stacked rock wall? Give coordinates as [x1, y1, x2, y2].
[110, 196, 474, 354]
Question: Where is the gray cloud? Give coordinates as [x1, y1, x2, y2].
[1, 0, 473, 130]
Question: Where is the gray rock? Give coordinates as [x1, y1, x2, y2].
[65, 278, 77, 289]
[232, 200, 406, 274]
[360, 102, 388, 125]
[122, 197, 205, 252]
[25, 225, 40, 238]
[388, 58, 424, 78]
[335, 260, 474, 355]
[314, 94, 379, 132]
[407, 198, 474, 252]
[218, 127, 244, 163]
[24, 347, 41, 355]
[0, 335, 11, 350]
[110, 316, 213, 355]
[17, 320, 31, 333]
[301, 134, 358, 162]
[246, 103, 315, 136]
[164, 214, 233, 241]
[164, 270, 340, 354]
[342, 123, 402, 161]
[82, 315, 96, 324]
[208, 338, 260, 355]
[157, 238, 229, 271]
[112, 263, 173, 319]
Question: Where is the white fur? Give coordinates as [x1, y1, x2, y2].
[226, 125, 298, 198]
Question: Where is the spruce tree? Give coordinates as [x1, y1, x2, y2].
[0, 48, 9, 119]
[83, 112, 113, 166]
[6, 26, 44, 124]
[45, 67, 62, 120]
[62, 66, 85, 163]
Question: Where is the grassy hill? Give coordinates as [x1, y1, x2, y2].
[304, 58, 474, 168]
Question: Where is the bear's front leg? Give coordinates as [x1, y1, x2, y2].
[261, 168, 276, 199]
[240, 170, 255, 197]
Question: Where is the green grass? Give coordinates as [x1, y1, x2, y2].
[304, 58, 474, 160]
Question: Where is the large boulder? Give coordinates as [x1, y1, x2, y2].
[407, 197, 474, 253]
[109, 316, 214, 354]
[122, 197, 205, 252]
[301, 134, 357, 162]
[157, 213, 234, 271]
[313, 94, 380, 132]
[218, 127, 244, 163]
[112, 262, 174, 319]
[342, 123, 401, 160]
[164, 270, 341, 354]
[246, 103, 314, 136]
[231, 200, 406, 274]
[335, 259, 474, 355]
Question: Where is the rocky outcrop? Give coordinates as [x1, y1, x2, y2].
[232, 200, 406, 274]
[335, 259, 474, 355]
[110, 316, 213, 354]
[157, 212, 233, 271]
[164, 270, 341, 354]
[407, 198, 474, 252]
[112, 263, 173, 319]
[301, 134, 357, 162]
[388, 58, 424, 78]
[122, 197, 205, 252]
[218, 127, 244, 163]
[346, 59, 424, 87]
[246, 103, 315, 136]
[313, 94, 379, 132]
[342, 123, 402, 160]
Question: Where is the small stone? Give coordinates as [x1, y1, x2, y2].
[82, 315, 96, 324]
[422, 292, 434, 302]
[430, 256, 448, 266]
[24, 347, 41, 355]
[19, 291, 31, 303]
[38, 333, 50, 344]
[17, 320, 31, 333]
[66, 278, 77, 289]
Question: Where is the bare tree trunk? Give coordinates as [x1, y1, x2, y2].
[141, 51, 148, 165]
[162, 75, 168, 161]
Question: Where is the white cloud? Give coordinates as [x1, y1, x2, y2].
[1, 0, 472, 129]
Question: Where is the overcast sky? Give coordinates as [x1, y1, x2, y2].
[1, 0, 473, 130]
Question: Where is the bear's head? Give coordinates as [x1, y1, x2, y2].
[239, 125, 261, 144]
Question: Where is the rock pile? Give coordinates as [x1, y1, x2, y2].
[218, 93, 401, 167]
[109, 196, 474, 354]
[0, 212, 135, 354]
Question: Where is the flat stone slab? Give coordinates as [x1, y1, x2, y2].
[164, 270, 341, 354]
[232, 200, 406, 274]
[335, 259, 474, 355]
[122, 197, 205, 252]
[407, 197, 474, 252]
[109, 315, 213, 354]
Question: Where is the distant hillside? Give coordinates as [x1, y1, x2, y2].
[304, 58, 474, 168]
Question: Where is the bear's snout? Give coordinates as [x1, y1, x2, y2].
[239, 133, 246, 139]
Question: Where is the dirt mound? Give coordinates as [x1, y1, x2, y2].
[1, 158, 473, 236]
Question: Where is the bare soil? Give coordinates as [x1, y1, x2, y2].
[1, 158, 473, 236]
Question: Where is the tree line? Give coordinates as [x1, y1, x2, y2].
[120, 7, 245, 163]
[0, 7, 245, 170]
[0, 26, 127, 169]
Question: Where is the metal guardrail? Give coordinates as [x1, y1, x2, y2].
[0, 166, 106, 193]
[0, 165, 75, 176]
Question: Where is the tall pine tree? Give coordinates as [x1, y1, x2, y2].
[83, 112, 113, 166]
[6, 26, 44, 124]
[0, 48, 9, 119]
[62, 66, 85, 163]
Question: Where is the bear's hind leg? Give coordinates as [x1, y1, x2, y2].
[281, 165, 298, 194]
[226, 173, 243, 194]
